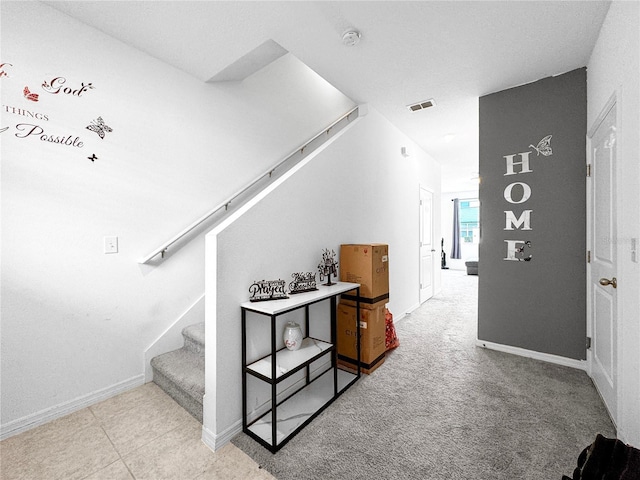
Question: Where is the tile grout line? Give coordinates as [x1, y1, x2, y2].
[87, 405, 140, 479]
[110, 418, 192, 479]
[87, 385, 200, 479]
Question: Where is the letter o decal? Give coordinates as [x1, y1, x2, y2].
[504, 182, 531, 204]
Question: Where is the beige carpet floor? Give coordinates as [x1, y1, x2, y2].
[233, 269, 615, 479]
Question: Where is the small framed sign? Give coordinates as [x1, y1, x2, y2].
[289, 272, 318, 294]
[248, 279, 289, 302]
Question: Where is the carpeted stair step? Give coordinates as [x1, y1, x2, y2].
[182, 322, 205, 355]
[151, 346, 204, 423]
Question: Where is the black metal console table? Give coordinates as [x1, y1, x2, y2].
[240, 281, 361, 452]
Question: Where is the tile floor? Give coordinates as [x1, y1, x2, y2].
[0, 383, 276, 480]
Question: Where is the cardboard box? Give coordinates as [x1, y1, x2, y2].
[338, 352, 385, 375]
[339, 296, 388, 311]
[340, 244, 389, 301]
[336, 302, 386, 366]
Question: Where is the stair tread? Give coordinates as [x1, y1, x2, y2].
[151, 348, 204, 401]
[182, 322, 205, 347]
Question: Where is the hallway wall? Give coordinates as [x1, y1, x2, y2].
[478, 68, 587, 361]
[206, 107, 441, 442]
[0, 1, 354, 435]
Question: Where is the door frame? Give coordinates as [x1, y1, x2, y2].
[419, 185, 435, 303]
[586, 91, 619, 425]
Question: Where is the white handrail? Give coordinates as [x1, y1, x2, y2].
[138, 106, 359, 264]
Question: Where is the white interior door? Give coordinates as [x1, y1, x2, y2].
[419, 187, 434, 303]
[588, 98, 617, 425]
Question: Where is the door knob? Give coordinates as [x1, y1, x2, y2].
[599, 277, 617, 289]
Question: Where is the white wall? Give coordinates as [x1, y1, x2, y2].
[441, 190, 479, 271]
[587, 0, 640, 446]
[204, 107, 441, 444]
[0, 1, 355, 435]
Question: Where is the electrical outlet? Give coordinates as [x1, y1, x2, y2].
[632, 237, 638, 263]
[104, 236, 118, 254]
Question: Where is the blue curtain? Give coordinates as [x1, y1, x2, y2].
[451, 198, 461, 259]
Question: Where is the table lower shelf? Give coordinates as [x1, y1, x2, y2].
[245, 367, 357, 449]
[246, 337, 332, 381]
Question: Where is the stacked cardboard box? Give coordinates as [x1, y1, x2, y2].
[337, 244, 389, 374]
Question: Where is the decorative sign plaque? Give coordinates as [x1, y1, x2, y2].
[289, 272, 318, 294]
[248, 279, 289, 302]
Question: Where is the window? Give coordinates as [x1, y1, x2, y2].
[459, 199, 479, 243]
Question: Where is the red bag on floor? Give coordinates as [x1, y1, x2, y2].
[385, 308, 399, 350]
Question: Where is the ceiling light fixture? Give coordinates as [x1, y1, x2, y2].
[342, 30, 361, 46]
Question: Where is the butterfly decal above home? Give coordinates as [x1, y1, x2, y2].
[23, 86, 39, 102]
[88, 153, 98, 162]
[529, 135, 553, 156]
[86, 116, 112, 139]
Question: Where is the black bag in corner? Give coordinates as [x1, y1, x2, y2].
[563, 434, 640, 480]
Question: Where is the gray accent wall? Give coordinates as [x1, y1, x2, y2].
[478, 68, 587, 360]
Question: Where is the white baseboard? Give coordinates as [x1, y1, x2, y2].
[476, 339, 587, 371]
[397, 303, 420, 323]
[0, 374, 145, 441]
[201, 424, 217, 452]
[201, 420, 242, 452]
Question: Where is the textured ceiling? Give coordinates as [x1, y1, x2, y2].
[43, 0, 611, 193]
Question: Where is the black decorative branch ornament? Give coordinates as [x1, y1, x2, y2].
[318, 249, 338, 286]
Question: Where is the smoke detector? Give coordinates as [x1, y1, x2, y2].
[407, 99, 436, 112]
[342, 30, 361, 46]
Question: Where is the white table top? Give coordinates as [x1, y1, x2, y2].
[240, 281, 360, 315]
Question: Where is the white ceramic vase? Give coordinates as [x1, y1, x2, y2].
[283, 321, 303, 351]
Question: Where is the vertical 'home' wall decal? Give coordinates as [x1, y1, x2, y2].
[501, 134, 553, 262]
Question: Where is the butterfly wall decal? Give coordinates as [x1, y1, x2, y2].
[529, 135, 553, 156]
[23, 86, 39, 102]
[86, 116, 112, 139]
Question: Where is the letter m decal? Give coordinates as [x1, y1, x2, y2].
[504, 210, 532, 230]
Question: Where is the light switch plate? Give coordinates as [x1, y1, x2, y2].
[104, 236, 118, 254]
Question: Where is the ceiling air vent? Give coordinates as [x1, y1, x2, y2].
[407, 99, 436, 112]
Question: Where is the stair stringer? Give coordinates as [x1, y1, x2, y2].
[201, 110, 364, 452]
[143, 294, 205, 382]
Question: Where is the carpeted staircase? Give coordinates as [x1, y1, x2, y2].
[151, 323, 205, 423]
